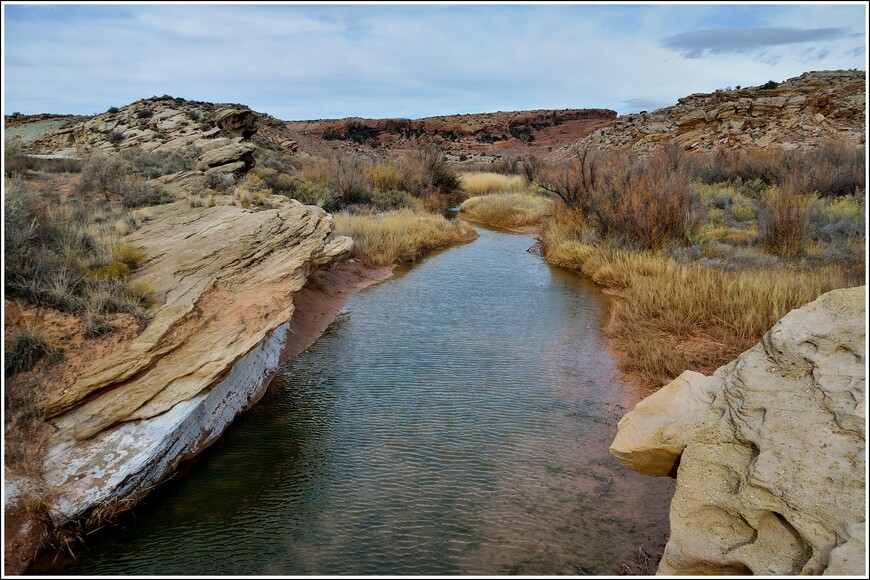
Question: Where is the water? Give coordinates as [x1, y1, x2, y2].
[41, 226, 673, 575]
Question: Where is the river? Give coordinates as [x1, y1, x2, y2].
[41, 226, 673, 575]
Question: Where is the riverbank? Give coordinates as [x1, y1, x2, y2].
[5, 204, 478, 574]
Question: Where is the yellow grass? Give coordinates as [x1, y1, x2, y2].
[459, 193, 554, 229]
[540, 215, 851, 388]
[334, 209, 478, 267]
[459, 172, 528, 196]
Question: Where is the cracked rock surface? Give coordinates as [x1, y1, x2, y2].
[611, 287, 866, 575]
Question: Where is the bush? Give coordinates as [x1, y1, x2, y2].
[113, 243, 148, 268]
[124, 145, 202, 178]
[83, 314, 116, 340]
[761, 177, 817, 258]
[85, 261, 131, 281]
[79, 155, 131, 199]
[539, 144, 700, 249]
[760, 80, 779, 90]
[4, 331, 49, 377]
[119, 178, 170, 208]
[204, 169, 235, 192]
[333, 156, 370, 205]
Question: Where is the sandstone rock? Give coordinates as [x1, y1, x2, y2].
[40, 201, 352, 524]
[570, 70, 865, 154]
[196, 141, 256, 170]
[215, 108, 257, 138]
[610, 287, 866, 575]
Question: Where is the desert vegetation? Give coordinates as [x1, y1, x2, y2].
[459, 193, 553, 229]
[530, 140, 864, 389]
[335, 210, 476, 267]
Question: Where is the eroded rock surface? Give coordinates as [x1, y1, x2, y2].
[37, 201, 351, 524]
[611, 286, 866, 575]
[575, 70, 865, 153]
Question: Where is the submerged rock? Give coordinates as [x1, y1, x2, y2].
[611, 287, 866, 575]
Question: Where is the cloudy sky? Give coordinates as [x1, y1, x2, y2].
[3, 2, 867, 120]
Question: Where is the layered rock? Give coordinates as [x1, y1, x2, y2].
[6, 96, 295, 174]
[611, 286, 866, 575]
[10, 201, 351, 531]
[576, 70, 865, 153]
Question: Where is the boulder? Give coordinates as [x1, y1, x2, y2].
[611, 287, 866, 575]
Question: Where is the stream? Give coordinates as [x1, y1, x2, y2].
[41, 226, 674, 575]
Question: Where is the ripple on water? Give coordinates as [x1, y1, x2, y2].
[41, 227, 673, 576]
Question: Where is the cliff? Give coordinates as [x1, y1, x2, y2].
[281, 108, 617, 159]
[611, 287, 866, 575]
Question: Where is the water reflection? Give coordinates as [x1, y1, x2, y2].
[42, 227, 673, 575]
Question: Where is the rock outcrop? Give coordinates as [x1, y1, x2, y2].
[6, 96, 297, 174]
[576, 70, 865, 153]
[282, 108, 616, 160]
[3, 200, 352, 571]
[611, 286, 866, 575]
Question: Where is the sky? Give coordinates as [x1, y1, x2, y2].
[2, 2, 867, 120]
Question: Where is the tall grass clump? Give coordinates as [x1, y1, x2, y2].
[4, 331, 50, 377]
[334, 209, 476, 267]
[459, 172, 529, 196]
[459, 193, 553, 229]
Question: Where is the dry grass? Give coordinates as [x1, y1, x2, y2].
[541, 213, 851, 387]
[459, 193, 553, 229]
[334, 209, 477, 267]
[459, 172, 529, 196]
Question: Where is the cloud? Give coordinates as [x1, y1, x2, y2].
[661, 27, 850, 58]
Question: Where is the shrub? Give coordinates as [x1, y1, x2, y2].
[119, 178, 170, 208]
[124, 146, 202, 178]
[760, 80, 779, 90]
[333, 156, 371, 205]
[761, 177, 817, 258]
[204, 169, 235, 192]
[369, 189, 417, 211]
[4, 331, 49, 377]
[79, 155, 131, 200]
[113, 243, 148, 269]
[107, 106, 120, 114]
[83, 314, 116, 340]
[109, 131, 125, 144]
[536, 145, 599, 208]
[85, 261, 131, 281]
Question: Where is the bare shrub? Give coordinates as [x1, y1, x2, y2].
[537, 145, 600, 209]
[761, 176, 817, 258]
